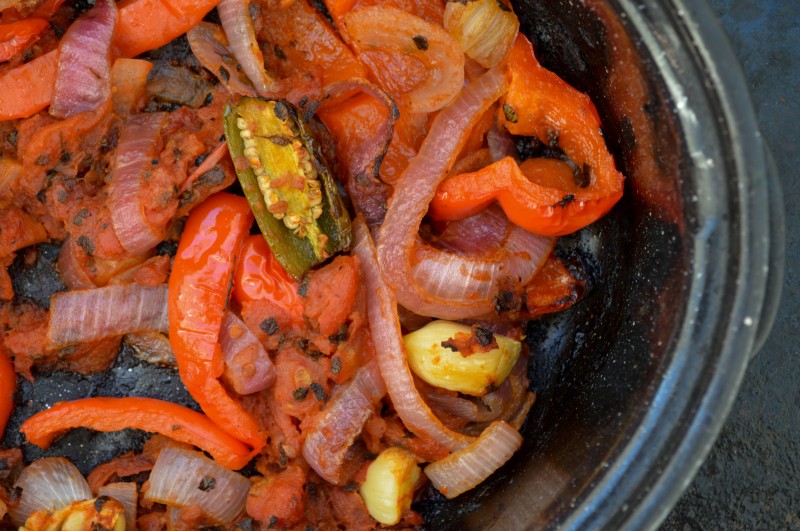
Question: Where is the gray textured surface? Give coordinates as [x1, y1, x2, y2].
[662, 1, 800, 529]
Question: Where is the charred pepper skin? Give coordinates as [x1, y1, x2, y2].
[224, 98, 352, 279]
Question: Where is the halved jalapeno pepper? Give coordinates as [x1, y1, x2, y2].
[224, 97, 352, 278]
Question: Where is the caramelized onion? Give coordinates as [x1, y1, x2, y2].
[340, 6, 464, 113]
[50, 0, 118, 118]
[187, 21, 257, 97]
[57, 235, 97, 290]
[412, 208, 552, 308]
[353, 217, 472, 451]
[108, 112, 168, 256]
[48, 284, 169, 347]
[217, 0, 277, 96]
[9, 457, 92, 525]
[219, 311, 276, 395]
[302, 359, 386, 484]
[443, 0, 519, 68]
[377, 67, 536, 320]
[145, 446, 250, 524]
[424, 420, 522, 498]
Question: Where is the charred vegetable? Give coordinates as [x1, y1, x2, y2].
[224, 97, 352, 278]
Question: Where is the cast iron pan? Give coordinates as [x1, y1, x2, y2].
[2, 0, 782, 529]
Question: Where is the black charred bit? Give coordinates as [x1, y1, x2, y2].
[198, 476, 217, 492]
[412, 35, 429, 51]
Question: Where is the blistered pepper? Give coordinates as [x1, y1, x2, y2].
[224, 97, 352, 279]
[430, 35, 624, 236]
[168, 192, 265, 453]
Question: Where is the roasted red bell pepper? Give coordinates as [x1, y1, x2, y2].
[0, 344, 15, 437]
[232, 235, 305, 326]
[0, 18, 49, 62]
[168, 192, 265, 452]
[522, 253, 584, 318]
[19, 397, 254, 469]
[430, 35, 624, 236]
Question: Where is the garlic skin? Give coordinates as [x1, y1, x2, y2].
[403, 320, 522, 396]
[444, 0, 520, 68]
[359, 447, 421, 526]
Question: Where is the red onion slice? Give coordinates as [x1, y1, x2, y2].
[412, 210, 552, 310]
[377, 67, 542, 320]
[48, 284, 169, 347]
[219, 310, 276, 395]
[340, 6, 464, 113]
[50, 0, 118, 118]
[187, 21, 258, 97]
[108, 112, 168, 256]
[217, 0, 277, 96]
[302, 359, 386, 484]
[426, 378, 512, 423]
[424, 420, 522, 498]
[353, 217, 473, 451]
[9, 457, 93, 525]
[57, 235, 98, 290]
[97, 482, 137, 531]
[145, 445, 250, 524]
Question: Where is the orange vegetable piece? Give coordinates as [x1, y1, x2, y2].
[0, 18, 48, 62]
[19, 397, 255, 469]
[168, 192, 265, 452]
[430, 35, 624, 236]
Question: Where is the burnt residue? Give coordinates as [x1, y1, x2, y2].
[2, 347, 199, 475]
[8, 243, 67, 310]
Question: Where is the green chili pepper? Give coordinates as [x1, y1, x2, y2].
[224, 98, 351, 278]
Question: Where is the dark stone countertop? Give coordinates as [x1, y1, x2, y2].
[662, 1, 800, 529]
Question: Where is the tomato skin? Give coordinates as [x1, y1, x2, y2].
[233, 235, 304, 326]
[168, 192, 265, 452]
[0, 18, 49, 62]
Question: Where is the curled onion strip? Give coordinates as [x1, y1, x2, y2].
[340, 6, 464, 114]
[412, 208, 553, 305]
[187, 21, 257, 97]
[97, 482, 137, 531]
[424, 420, 522, 499]
[217, 0, 277, 96]
[57, 235, 98, 290]
[9, 457, 92, 525]
[50, 0, 118, 118]
[219, 310, 276, 395]
[353, 217, 473, 451]
[377, 67, 545, 320]
[302, 359, 386, 484]
[427, 378, 512, 423]
[108, 112, 168, 256]
[48, 284, 169, 347]
[145, 446, 250, 524]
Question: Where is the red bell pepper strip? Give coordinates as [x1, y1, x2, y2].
[0, 0, 221, 120]
[232, 235, 305, 326]
[168, 192, 266, 452]
[19, 397, 255, 469]
[0, 344, 15, 438]
[430, 35, 624, 236]
[0, 18, 49, 62]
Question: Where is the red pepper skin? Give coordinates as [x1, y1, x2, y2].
[0, 19, 48, 62]
[0, 344, 15, 438]
[430, 35, 624, 236]
[232, 235, 305, 326]
[19, 397, 254, 469]
[168, 192, 265, 452]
